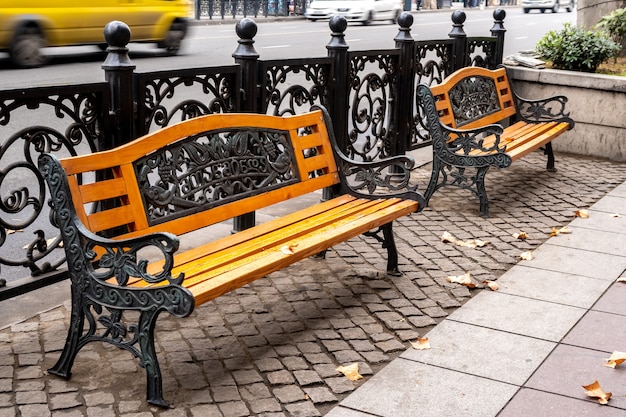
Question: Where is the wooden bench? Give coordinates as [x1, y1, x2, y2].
[416, 66, 575, 216]
[38, 107, 424, 407]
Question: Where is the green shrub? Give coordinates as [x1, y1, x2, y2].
[595, 7, 626, 55]
[535, 23, 620, 72]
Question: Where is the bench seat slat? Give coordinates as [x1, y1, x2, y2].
[137, 196, 412, 290]
[186, 198, 418, 305]
[172, 198, 404, 283]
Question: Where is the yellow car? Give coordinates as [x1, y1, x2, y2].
[0, 0, 192, 68]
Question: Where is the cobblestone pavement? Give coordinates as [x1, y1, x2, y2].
[2, 151, 626, 417]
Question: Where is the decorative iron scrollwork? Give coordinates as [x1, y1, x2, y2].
[0, 89, 104, 283]
[448, 75, 500, 127]
[135, 128, 298, 224]
[262, 60, 330, 116]
[347, 52, 399, 162]
[139, 71, 237, 134]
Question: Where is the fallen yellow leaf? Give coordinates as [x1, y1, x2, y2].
[484, 280, 499, 291]
[410, 337, 431, 350]
[616, 277, 626, 283]
[336, 363, 363, 381]
[582, 380, 612, 404]
[512, 231, 528, 240]
[441, 231, 489, 248]
[550, 226, 572, 237]
[604, 352, 626, 369]
[575, 209, 590, 218]
[446, 272, 479, 288]
[520, 251, 534, 260]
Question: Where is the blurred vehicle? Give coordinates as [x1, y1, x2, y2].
[0, 0, 192, 68]
[304, 0, 402, 24]
[521, 0, 575, 13]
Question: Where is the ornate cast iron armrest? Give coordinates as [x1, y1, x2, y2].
[75, 220, 184, 287]
[335, 150, 424, 204]
[38, 152, 183, 288]
[512, 91, 575, 128]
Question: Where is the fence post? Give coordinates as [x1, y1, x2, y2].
[448, 10, 467, 72]
[326, 16, 350, 154]
[102, 21, 136, 150]
[490, 8, 507, 68]
[232, 18, 260, 232]
[394, 12, 415, 158]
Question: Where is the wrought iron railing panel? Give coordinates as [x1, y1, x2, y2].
[135, 66, 240, 136]
[0, 84, 109, 294]
[259, 58, 332, 116]
[197, 0, 306, 18]
[467, 37, 498, 69]
[409, 40, 455, 151]
[347, 49, 400, 162]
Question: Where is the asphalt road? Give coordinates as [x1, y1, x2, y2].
[0, 7, 575, 88]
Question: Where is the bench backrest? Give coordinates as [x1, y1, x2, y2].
[57, 109, 340, 239]
[429, 66, 517, 129]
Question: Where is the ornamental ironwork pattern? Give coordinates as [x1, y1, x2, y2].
[134, 128, 299, 225]
[467, 37, 498, 69]
[347, 51, 399, 162]
[261, 59, 331, 116]
[136, 68, 239, 135]
[0, 86, 106, 286]
[197, 0, 303, 18]
[410, 40, 455, 150]
[39, 152, 194, 407]
[448, 75, 500, 127]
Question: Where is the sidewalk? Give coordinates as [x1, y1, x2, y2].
[328, 182, 626, 417]
[2, 150, 626, 416]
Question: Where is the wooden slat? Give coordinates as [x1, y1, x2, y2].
[187, 199, 418, 305]
[85, 205, 136, 233]
[143, 194, 358, 275]
[173, 198, 400, 283]
[140, 197, 400, 288]
[78, 177, 127, 203]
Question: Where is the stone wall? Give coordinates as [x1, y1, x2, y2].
[507, 66, 626, 162]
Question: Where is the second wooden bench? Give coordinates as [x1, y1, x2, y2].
[417, 66, 575, 216]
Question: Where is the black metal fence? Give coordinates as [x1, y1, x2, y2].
[195, 0, 307, 19]
[0, 9, 507, 300]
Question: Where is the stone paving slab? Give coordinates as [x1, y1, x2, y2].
[447, 291, 586, 341]
[400, 320, 555, 385]
[496, 266, 611, 308]
[2, 151, 626, 416]
[326, 358, 519, 417]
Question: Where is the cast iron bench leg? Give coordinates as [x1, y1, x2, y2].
[476, 166, 490, 217]
[47, 290, 85, 380]
[138, 308, 169, 408]
[545, 142, 557, 172]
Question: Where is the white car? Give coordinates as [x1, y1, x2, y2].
[305, 0, 402, 24]
[521, 0, 575, 13]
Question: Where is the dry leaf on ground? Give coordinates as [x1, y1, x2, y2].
[336, 363, 363, 381]
[550, 226, 572, 237]
[575, 209, 590, 218]
[441, 231, 489, 248]
[484, 280, 499, 291]
[582, 380, 612, 404]
[611, 213, 620, 218]
[604, 352, 626, 369]
[520, 251, 534, 260]
[616, 277, 626, 283]
[410, 337, 431, 350]
[512, 231, 528, 240]
[446, 272, 480, 288]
